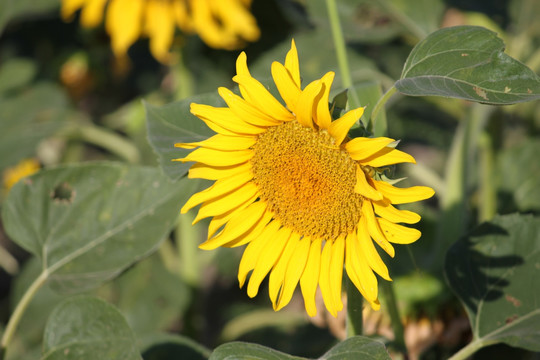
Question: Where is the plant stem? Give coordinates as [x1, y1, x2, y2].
[0, 270, 49, 360]
[346, 275, 363, 337]
[370, 85, 397, 136]
[177, 212, 199, 286]
[325, 0, 360, 109]
[448, 339, 498, 360]
[478, 131, 496, 222]
[380, 281, 406, 352]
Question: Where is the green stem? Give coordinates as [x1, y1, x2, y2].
[325, 0, 360, 109]
[380, 281, 406, 352]
[177, 212, 199, 286]
[346, 275, 363, 337]
[175, 50, 194, 101]
[0, 270, 49, 360]
[478, 131, 496, 222]
[448, 339, 498, 360]
[61, 124, 140, 164]
[370, 85, 397, 136]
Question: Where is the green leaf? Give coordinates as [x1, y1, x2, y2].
[0, 82, 68, 172]
[106, 254, 191, 335]
[0, 0, 60, 35]
[0, 58, 37, 94]
[42, 296, 142, 360]
[2, 162, 197, 293]
[209, 337, 390, 360]
[145, 95, 219, 180]
[396, 26, 540, 104]
[140, 333, 211, 360]
[496, 139, 540, 212]
[445, 214, 540, 352]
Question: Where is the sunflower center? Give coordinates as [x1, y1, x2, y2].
[250, 121, 363, 240]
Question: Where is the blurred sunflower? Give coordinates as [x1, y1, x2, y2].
[176, 41, 435, 317]
[3, 159, 40, 193]
[61, 0, 260, 63]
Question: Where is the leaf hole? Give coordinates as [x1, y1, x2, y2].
[51, 182, 75, 204]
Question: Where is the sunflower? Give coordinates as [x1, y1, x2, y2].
[61, 0, 260, 63]
[175, 40, 435, 316]
[3, 159, 40, 193]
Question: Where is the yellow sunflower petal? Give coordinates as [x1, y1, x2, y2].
[247, 226, 292, 297]
[187, 162, 250, 180]
[378, 217, 421, 244]
[175, 147, 253, 167]
[80, 0, 108, 27]
[275, 236, 310, 311]
[233, 75, 294, 121]
[329, 235, 345, 313]
[238, 220, 281, 287]
[61, 0, 87, 21]
[224, 209, 274, 248]
[191, 103, 267, 135]
[193, 182, 258, 223]
[300, 237, 322, 317]
[295, 80, 323, 129]
[346, 230, 378, 302]
[271, 61, 301, 111]
[218, 87, 282, 126]
[105, 0, 144, 57]
[373, 180, 435, 205]
[269, 232, 301, 308]
[354, 166, 383, 201]
[359, 147, 416, 167]
[362, 201, 395, 257]
[358, 217, 391, 281]
[372, 199, 421, 224]
[181, 170, 253, 214]
[345, 137, 396, 161]
[319, 239, 339, 317]
[314, 72, 335, 130]
[285, 39, 301, 88]
[144, 0, 175, 63]
[175, 134, 257, 151]
[199, 201, 268, 250]
[328, 107, 365, 145]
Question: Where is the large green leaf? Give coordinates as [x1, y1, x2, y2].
[2, 162, 196, 293]
[140, 333, 211, 360]
[145, 95, 220, 180]
[209, 336, 390, 360]
[396, 26, 540, 104]
[42, 296, 142, 360]
[0, 82, 68, 172]
[445, 214, 540, 352]
[0, 58, 37, 94]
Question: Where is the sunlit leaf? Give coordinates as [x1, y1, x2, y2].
[209, 336, 390, 360]
[42, 296, 142, 360]
[445, 214, 540, 352]
[145, 95, 219, 180]
[396, 26, 540, 104]
[2, 162, 197, 293]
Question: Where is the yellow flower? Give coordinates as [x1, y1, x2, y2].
[3, 159, 40, 192]
[175, 41, 435, 317]
[61, 0, 260, 63]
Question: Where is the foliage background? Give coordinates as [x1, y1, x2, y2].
[0, 0, 539, 359]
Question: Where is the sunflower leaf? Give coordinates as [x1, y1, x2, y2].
[396, 26, 540, 104]
[208, 337, 390, 360]
[2, 162, 196, 293]
[445, 213, 540, 352]
[144, 94, 221, 180]
[42, 296, 142, 360]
